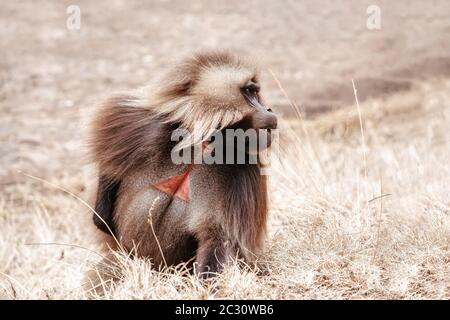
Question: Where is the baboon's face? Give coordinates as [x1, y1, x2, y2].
[193, 63, 277, 136]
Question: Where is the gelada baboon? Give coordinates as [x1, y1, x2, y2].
[89, 50, 277, 279]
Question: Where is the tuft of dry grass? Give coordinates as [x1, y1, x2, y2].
[1, 79, 449, 299]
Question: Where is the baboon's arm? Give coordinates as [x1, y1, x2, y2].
[93, 175, 120, 235]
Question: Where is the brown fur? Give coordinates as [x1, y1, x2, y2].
[87, 50, 275, 281]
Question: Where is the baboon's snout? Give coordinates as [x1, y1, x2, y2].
[253, 110, 278, 130]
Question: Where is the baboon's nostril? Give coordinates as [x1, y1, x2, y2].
[261, 114, 277, 130]
[267, 108, 273, 112]
[252, 111, 278, 130]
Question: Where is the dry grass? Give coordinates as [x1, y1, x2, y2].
[1, 79, 449, 300]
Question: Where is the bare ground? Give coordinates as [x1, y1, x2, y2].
[0, 1, 449, 299]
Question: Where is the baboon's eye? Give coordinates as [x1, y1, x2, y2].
[242, 81, 260, 95]
[241, 80, 261, 109]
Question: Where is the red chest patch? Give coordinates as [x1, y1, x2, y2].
[152, 143, 211, 202]
[152, 165, 192, 202]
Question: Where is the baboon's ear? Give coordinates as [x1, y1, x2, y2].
[93, 175, 120, 236]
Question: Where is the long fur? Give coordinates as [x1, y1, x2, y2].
[223, 164, 268, 254]
[118, 51, 253, 150]
[89, 95, 176, 178]
[89, 50, 270, 275]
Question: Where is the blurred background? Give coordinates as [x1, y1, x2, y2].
[1, 1, 449, 299]
[1, 0, 450, 183]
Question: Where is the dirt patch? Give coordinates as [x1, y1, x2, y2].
[0, 1, 449, 299]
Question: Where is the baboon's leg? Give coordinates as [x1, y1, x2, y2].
[195, 237, 233, 279]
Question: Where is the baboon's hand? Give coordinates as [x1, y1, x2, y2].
[195, 238, 231, 279]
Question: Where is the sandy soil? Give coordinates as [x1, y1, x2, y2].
[0, 1, 449, 299]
